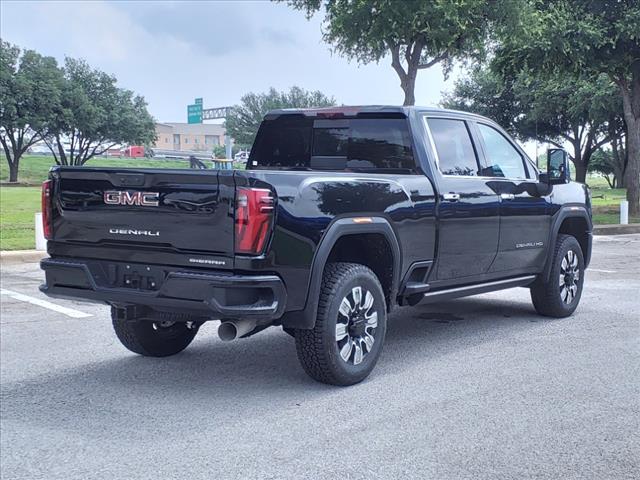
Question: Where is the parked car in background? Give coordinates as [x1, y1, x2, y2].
[28, 143, 51, 155]
[105, 147, 123, 158]
[28, 142, 75, 156]
[234, 150, 249, 163]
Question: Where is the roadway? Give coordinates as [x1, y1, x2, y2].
[1, 235, 638, 479]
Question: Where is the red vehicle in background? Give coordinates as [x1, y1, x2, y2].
[123, 145, 145, 158]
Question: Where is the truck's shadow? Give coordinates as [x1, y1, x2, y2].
[2, 295, 547, 437]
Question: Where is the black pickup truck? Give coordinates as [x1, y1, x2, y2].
[40, 106, 592, 385]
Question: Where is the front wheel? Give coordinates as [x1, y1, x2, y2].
[294, 263, 387, 386]
[111, 309, 199, 357]
[530, 234, 585, 318]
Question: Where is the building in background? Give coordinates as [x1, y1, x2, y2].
[154, 123, 226, 152]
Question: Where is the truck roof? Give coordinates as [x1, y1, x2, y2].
[264, 105, 489, 121]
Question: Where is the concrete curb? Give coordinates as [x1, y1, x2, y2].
[0, 250, 47, 265]
[593, 224, 640, 236]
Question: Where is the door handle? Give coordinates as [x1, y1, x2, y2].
[500, 193, 515, 200]
[442, 193, 460, 202]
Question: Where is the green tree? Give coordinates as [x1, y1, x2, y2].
[443, 67, 621, 182]
[493, 0, 640, 214]
[0, 40, 63, 182]
[441, 67, 521, 137]
[589, 149, 619, 189]
[212, 143, 249, 159]
[212, 144, 226, 159]
[225, 86, 335, 145]
[589, 133, 628, 189]
[45, 58, 156, 166]
[280, 0, 494, 105]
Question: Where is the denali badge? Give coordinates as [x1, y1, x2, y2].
[104, 191, 160, 207]
[109, 228, 160, 237]
[516, 241, 544, 249]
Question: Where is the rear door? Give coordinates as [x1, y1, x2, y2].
[424, 116, 500, 282]
[472, 121, 550, 273]
[51, 168, 236, 266]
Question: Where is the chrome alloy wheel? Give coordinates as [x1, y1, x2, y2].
[335, 286, 378, 365]
[560, 249, 580, 304]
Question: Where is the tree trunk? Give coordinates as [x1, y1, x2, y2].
[611, 135, 626, 188]
[401, 75, 416, 106]
[8, 162, 19, 183]
[604, 175, 615, 189]
[613, 165, 625, 189]
[389, 42, 419, 107]
[617, 65, 640, 216]
[574, 162, 587, 183]
[624, 123, 640, 215]
[580, 148, 595, 184]
[571, 141, 587, 183]
[1, 136, 19, 182]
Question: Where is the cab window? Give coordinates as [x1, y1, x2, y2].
[427, 118, 480, 176]
[251, 116, 415, 172]
[477, 123, 528, 179]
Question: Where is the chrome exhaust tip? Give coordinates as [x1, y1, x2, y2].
[218, 320, 257, 341]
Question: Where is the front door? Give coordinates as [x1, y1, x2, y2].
[424, 116, 501, 283]
[472, 121, 550, 273]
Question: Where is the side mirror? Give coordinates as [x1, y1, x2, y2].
[546, 148, 570, 184]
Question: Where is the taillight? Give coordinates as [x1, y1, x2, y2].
[41, 180, 53, 239]
[235, 187, 274, 255]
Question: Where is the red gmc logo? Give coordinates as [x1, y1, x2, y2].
[103, 191, 160, 207]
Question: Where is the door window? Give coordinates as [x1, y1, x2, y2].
[477, 124, 528, 179]
[427, 118, 480, 176]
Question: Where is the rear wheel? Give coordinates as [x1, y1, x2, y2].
[111, 309, 200, 357]
[294, 263, 387, 386]
[530, 234, 585, 317]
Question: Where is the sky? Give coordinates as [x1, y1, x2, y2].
[0, 0, 460, 124]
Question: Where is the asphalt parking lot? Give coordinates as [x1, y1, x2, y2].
[1, 234, 639, 480]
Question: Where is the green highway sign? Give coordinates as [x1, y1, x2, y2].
[187, 103, 202, 124]
[195, 97, 203, 105]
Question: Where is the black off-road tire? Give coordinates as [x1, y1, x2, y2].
[530, 234, 585, 318]
[294, 263, 387, 386]
[111, 309, 199, 357]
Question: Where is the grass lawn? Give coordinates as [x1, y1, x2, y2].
[0, 154, 196, 185]
[586, 178, 640, 225]
[0, 186, 40, 250]
[0, 158, 637, 250]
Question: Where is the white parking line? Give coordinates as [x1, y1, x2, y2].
[0, 288, 92, 318]
[589, 268, 617, 273]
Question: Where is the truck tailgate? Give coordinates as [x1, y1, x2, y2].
[51, 168, 235, 261]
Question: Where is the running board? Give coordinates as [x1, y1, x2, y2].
[420, 275, 536, 304]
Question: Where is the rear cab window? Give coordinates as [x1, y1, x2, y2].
[426, 118, 480, 176]
[250, 114, 416, 173]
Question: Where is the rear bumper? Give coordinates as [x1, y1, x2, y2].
[40, 257, 287, 321]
